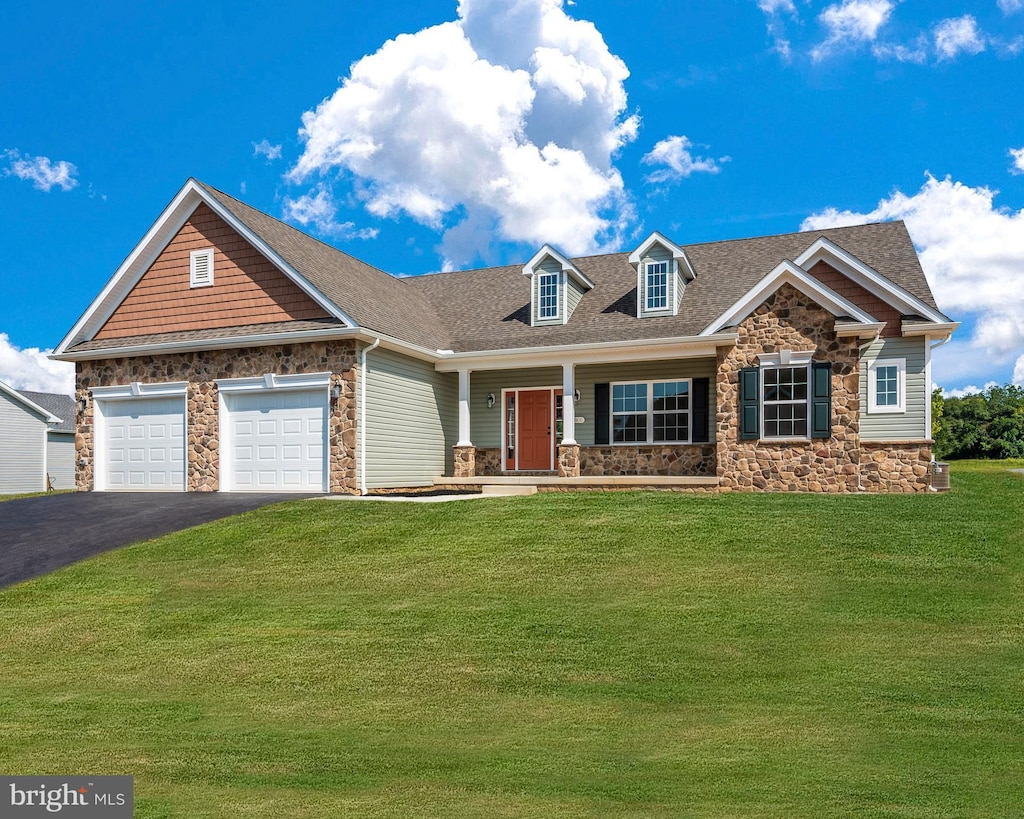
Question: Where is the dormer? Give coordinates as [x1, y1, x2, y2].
[522, 244, 594, 327]
[628, 232, 695, 318]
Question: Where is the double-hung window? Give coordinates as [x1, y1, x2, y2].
[739, 357, 832, 441]
[538, 271, 560, 320]
[867, 358, 906, 413]
[762, 366, 809, 439]
[612, 379, 690, 444]
[645, 261, 669, 311]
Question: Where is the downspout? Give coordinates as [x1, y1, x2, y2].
[358, 337, 381, 495]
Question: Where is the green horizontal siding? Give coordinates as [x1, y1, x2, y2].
[467, 359, 717, 448]
[363, 347, 458, 488]
[860, 335, 928, 440]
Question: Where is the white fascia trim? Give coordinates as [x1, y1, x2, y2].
[700, 261, 877, 336]
[92, 381, 189, 399]
[522, 244, 594, 290]
[216, 372, 331, 393]
[835, 322, 886, 339]
[628, 231, 695, 282]
[901, 321, 959, 340]
[0, 380, 62, 424]
[794, 237, 947, 323]
[434, 332, 738, 372]
[52, 325, 442, 366]
[53, 179, 356, 355]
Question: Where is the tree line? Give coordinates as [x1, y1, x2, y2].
[932, 384, 1024, 460]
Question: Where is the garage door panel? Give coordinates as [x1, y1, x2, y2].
[102, 396, 186, 491]
[224, 388, 326, 492]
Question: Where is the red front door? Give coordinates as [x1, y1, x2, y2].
[517, 389, 552, 470]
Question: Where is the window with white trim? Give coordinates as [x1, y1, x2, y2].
[762, 366, 809, 439]
[612, 379, 690, 444]
[645, 261, 669, 310]
[868, 358, 906, 413]
[538, 271, 559, 319]
[190, 248, 214, 288]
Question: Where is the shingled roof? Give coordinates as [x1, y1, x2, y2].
[194, 182, 452, 351]
[17, 390, 74, 431]
[404, 220, 944, 353]
[63, 178, 947, 358]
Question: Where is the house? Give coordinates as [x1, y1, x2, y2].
[0, 381, 75, 493]
[52, 179, 957, 494]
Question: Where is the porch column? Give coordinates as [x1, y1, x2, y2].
[457, 368, 472, 446]
[561, 362, 576, 445]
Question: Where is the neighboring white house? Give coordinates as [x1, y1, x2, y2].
[0, 380, 75, 494]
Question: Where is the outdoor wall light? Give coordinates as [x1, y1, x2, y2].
[486, 392, 496, 408]
[331, 384, 342, 400]
[78, 397, 88, 413]
[573, 389, 581, 402]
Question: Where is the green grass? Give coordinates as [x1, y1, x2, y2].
[0, 489, 74, 502]
[1, 462, 1022, 817]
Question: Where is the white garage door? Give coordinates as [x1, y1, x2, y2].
[103, 396, 186, 491]
[225, 389, 327, 492]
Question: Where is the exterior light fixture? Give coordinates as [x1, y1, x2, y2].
[573, 389, 581, 402]
[78, 397, 88, 413]
[331, 384, 342, 400]
[487, 392, 496, 408]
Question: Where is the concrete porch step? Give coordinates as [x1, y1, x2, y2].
[481, 484, 538, 496]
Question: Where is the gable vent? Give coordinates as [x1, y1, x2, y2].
[190, 248, 214, 288]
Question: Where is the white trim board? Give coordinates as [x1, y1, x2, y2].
[701, 260, 878, 336]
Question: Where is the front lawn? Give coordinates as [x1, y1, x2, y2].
[1, 462, 1021, 817]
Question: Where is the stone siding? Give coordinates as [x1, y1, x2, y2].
[860, 441, 933, 493]
[579, 445, 716, 477]
[76, 341, 359, 493]
[453, 445, 476, 478]
[716, 283, 865, 493]
[557, 444, 581, 478]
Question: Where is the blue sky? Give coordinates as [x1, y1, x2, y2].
[2, 0, 1022, 395]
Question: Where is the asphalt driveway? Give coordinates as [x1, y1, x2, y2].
[0, 492, 313, 589]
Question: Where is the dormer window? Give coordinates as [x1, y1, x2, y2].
[645, 261, 669, 311]
[539, 271, 560, 319]
[522, 244, 594, 327]
[629, 231, 695, 319]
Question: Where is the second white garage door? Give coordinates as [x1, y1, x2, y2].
[223, 389, 327, 492]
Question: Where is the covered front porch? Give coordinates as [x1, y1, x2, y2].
[437, 339, 727, 483]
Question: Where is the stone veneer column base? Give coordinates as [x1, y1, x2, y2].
[453, 445, 477, 478]
[558, 444, 581, 478]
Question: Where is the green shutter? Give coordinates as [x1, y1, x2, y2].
[811, 361, 832, 439]
[594, 383, 610, 445]
[739, 367, 759, 440]
[692, 378, 710, 443]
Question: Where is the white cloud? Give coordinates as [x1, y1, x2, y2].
[757, 0, 796, 13]
[287, 0, 639, 267]
[941, 381, 1001, 398]
[933, 15, 986, 61]
[1014, 355, 1024, 386]
[872, 36, 929, 64]
[282, 184, 379, 240]
[812, 0, 894, 60]
[1010, 146, 1024, 175]
[998, 0, 1023, 15]
[252, 139, 283, 161]
[0, 333, 74, 394]
[2, 149, 78, 192]
[642, 136, 727, 184]
[802, 174, 1024, 385]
